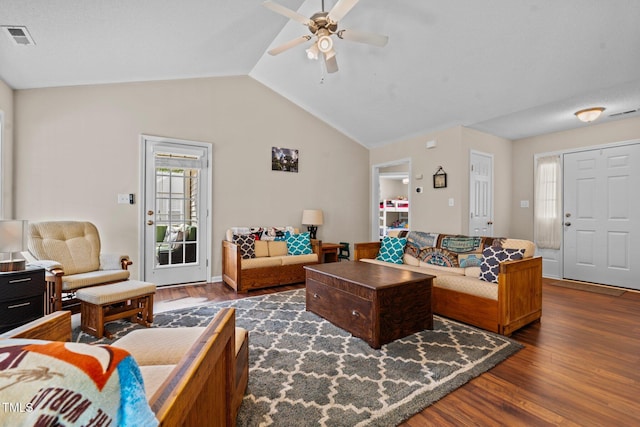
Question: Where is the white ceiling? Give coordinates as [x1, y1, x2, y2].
[1, 0, 639, 148]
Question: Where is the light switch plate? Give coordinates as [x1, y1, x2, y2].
[520, 200, 530, 208]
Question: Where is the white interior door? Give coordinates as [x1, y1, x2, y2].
[141, 135, 211, 286]
[563, 143, 640, 289]
[469, 150, 494, 236]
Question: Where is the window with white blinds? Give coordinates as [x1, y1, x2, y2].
[534, 155, 562, 250]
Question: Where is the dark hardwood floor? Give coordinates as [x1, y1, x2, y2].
[155, 278, 640, 426]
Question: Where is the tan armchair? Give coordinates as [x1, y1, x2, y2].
[24, 221, 132, 313]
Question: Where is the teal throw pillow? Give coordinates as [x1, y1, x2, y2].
[376, 236, 407, 264]
[286, 232, 313, 255]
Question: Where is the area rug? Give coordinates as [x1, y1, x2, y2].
[73, 289, 523, 426]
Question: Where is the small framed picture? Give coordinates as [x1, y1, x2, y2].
[433, 167, 447, 188]
[272, 147, 299, 173]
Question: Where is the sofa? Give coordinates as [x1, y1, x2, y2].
[222, 226, 321, 293]
[354, 231, 542, 336]
[0, 308, 249, 426]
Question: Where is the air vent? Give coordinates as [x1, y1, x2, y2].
[1, 25, 36, 46]
[609, 108, 639, 117]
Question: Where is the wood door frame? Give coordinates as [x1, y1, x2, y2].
[139, 134, 213, 284]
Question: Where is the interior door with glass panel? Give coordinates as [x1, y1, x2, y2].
[142, 136, 210, 285]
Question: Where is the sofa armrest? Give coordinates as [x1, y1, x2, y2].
[0, 311, 72, 342]
[150, 307, 238, 426]
[310, 239, 321, 257]
[354, 242, 381, 261]
[497, 256, 543, 335]
[100, 253, 133, 271]
[222, 240, 242, 291]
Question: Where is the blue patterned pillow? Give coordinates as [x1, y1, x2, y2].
[480, 246, 525, 283]
[376, 236, 407, 264]
[286, 232, 313, 255]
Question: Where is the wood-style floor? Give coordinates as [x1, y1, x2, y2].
[155, 278, 640, 426]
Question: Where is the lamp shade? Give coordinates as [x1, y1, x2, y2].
[0, 220, 27, 253]
[301, 209, 324, 226]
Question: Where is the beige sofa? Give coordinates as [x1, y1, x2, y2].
[222, 227, 321, 293]
[1, 309, 249, 426]
[355, 231, 542, 336]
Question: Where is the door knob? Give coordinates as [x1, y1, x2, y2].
[564, 222, 571, 226]
[147, 220, 154, 226]
[147, 210, 154, 216]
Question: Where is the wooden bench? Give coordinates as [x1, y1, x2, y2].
[76, 280, 156, 338]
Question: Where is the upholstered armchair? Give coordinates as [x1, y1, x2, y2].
[24, 221, 132, 313]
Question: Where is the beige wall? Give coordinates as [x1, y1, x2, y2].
[0, 79, 13, 218]
[511, 115, 640, 240]
[13, 76, 369, 279]
[370, 126, 512, 237]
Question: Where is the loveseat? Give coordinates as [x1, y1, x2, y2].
[355, 231, 542, 336]
[0, 308, 248, 426]
[222, 226, 321, 293]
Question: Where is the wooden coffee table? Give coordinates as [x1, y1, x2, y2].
[304, 261, 433, 349]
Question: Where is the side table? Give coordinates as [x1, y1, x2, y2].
[0, 267, 46, 334]
[320, 243, 342, 263]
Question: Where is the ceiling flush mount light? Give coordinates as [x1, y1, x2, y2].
[575, 107, 605, 123]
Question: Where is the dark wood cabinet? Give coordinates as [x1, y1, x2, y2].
[0, 268, 46, 333]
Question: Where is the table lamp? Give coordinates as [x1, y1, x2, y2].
[301, 209, 323, 240]
[0, 220, 27, 272]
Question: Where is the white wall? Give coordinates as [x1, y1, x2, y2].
[0, 79, 13, 219]
[13, 76, 370, 279]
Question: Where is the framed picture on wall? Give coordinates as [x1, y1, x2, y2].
[433, 166, 447, 188]
[272, 147, 299, 173]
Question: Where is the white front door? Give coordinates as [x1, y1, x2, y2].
[563, 143, 640, 289]
[141, 135, 211, 285]
[469, 150, 494, 236]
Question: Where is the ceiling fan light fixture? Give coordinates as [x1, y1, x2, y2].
[575, 107, 605, 123]
[317, 35, 333, 53]
[306, 43, 319, 60]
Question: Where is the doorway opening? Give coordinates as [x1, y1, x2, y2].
[371, 159, 411, 240]
[140, 135, 212, 286]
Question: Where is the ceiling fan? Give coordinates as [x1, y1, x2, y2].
[263, 0, 389, 73]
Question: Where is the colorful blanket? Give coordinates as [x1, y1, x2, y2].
[0, 339, 157, 427]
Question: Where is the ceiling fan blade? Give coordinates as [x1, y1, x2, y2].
[268, 35, 312, 55]
[327, 0, 360, 23]
[263, 1, 314, 27]
[337, 29, 388, 47]
[324, 51, 338, 73]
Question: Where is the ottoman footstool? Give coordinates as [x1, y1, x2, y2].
[76, 280, 156, 339]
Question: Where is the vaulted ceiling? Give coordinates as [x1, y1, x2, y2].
[1, 0, 639, 148]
